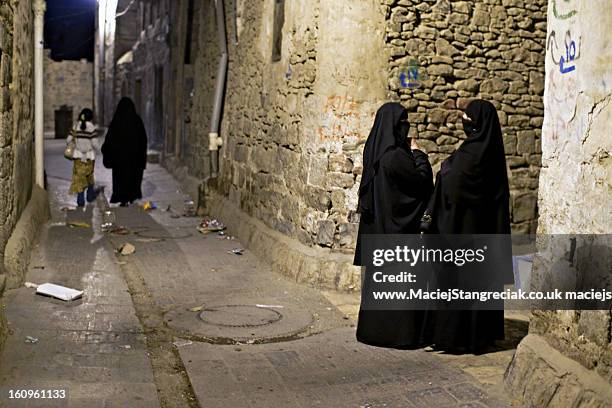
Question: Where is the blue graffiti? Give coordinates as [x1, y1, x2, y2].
[399, 60, 424, 89]
[546, 30, 581, 75]
[559, 39, 577, 74]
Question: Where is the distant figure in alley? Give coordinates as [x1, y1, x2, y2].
[102, 97, 148, 206]
[66, 108, 100, 207]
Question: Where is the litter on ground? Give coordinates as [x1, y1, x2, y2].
[67, 221, 91, 228]
[142, 201, 157, 211]
[197, 218, 226, 234]
[118, 243, 136, 255]
[183, 200, 196, 217]
[228, 248, 244, 255]
[173, 339, 193, 348]
[24, 282, 39, 289]
[190, 305, 204, 312]
[36, 283, 83, 301]
[109, 226, 130, 235]
[255, 304, 284, 309]
[25, 336, 39, 344]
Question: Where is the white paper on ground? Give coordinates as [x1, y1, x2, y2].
[36, 283, 83, 301]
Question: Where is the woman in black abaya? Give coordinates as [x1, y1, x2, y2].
[102, 97, 148, 206]
[421, 99, 512, 352]
[354, 102, 433, 348]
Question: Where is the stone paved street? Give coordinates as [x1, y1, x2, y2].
[0, 141, 520, 407]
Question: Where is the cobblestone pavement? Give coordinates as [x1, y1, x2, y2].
[0, 140, 520, 407]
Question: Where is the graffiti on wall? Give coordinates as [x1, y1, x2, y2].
[547, 30, 581, 74]
[399, 59, 427, 90]
[316, 94, 363, 142]
[552, 0, 578, 21]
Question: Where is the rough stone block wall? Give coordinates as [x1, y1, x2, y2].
[190, 0, 388, 254]
[43, 52, 93, 132]
[384, 0, 547, 234]
[186, 0, 547, 258]
[0, 0, 35, 349]
[505, 1, 612, 406]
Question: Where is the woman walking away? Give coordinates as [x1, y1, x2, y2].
[421, 99, 513, 353]
[354, 102, 434, 349]
[68, 108, 99, 207]
[102, 97, 148, 206]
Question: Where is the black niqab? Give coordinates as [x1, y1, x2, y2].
[421, 99, 512, 353]
[102, 97, 148, 204]
[355, 102, 434, 349]
[447, 100, 509, 204]
[357, 102, 410, 218]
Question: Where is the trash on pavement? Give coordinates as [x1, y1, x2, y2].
[197, 218, 226, 234]
[227, 248, 244, 255]
[183, 200, 196, 217]
[135, 238, 163, 243]
[36, 283, 83, 301]
[67, 221, 90, 228]
[109, 226, 130, 235]
[60, 207, 76, 212]
[255, 304, 284, 309]
[190, 305, 204, 312]
[24, 282, 39, 289]
[142, 201, 157, 211]
[118, 243, 136, 256]
[173, 339, 193, 348]
[120, 345, 132, 349]
[25, 336, 39, 344]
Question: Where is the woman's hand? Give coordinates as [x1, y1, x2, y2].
[410, 137, 419, 151]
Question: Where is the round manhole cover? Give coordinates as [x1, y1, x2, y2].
[165, 301, 314, 343]
[199, 305, 282, 328]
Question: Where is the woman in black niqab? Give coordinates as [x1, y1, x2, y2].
[102, 97, 148, 206]
[354, 102, 434, 348]
[421, 99, 512, 353]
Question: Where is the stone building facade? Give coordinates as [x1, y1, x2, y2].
[0, 0, 37, 349]
[185, 0, 546, 271]
[505, 0, 612, 406]
[97, 0, 547, 288]
[43, 51, 93, 132]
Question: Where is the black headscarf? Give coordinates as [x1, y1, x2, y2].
[446, 99, 509, 203]
[357, 102, 409, 217]
[102, 97, 148, 170]
[78, 108, 94, 130]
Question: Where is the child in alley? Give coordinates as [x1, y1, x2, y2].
[65, 108, 100, 207]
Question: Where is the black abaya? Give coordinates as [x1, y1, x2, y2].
[102, 97, 148, 204]
[422, 99, 512, 353]
[354, 103, 434, 348]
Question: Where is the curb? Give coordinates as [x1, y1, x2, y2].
[3, 185, 50, 290]
[207, 193, 361, 292]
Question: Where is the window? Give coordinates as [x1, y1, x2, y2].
[272, 0, 285, 62]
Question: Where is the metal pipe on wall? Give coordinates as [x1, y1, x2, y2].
[208, 0, 228, 179]
[33, 0, 46, 188]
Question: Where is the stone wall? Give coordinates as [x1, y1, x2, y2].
[43, 51, 93, 132]
[188, 0, 389, 255]
[505, 0, 612, 406]
[0, 0, 35, 349]
[104, 0, 177, 151]
[384, 0, 546, 234]
[185, 0, 547, 261]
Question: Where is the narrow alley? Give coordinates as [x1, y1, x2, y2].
[0, 0, 610, 408]
[1, 140, 517, 408]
